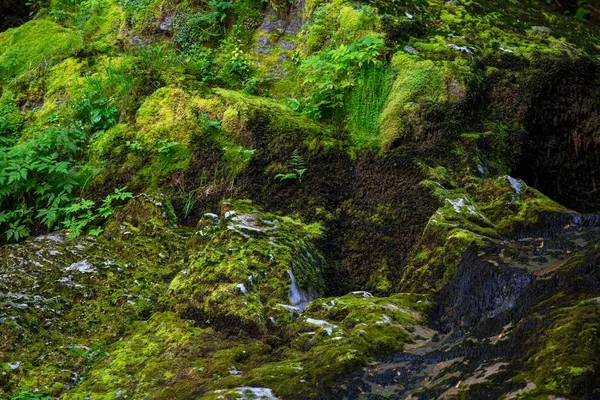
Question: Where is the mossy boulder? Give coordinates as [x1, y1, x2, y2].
[401, 172, 572, 293]
[380, 53, 473, 148]
[65, 311, 271, 400]
[233, 291, 430, 399]
[167, 200, 326, 337]
[0, 20, 83, 86]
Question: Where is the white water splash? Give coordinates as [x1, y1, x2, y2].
[306, 318, 338, 335]
[446, 198, 477, 214]
[236, 283, 248, 294]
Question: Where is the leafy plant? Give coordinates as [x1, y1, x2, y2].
[60, 187, 133, 238]
[0, 120, 133, 242]
[197, 113, 222, 130]
[287, 98, 302, 113]
[223, 145, 255, 177]
[158, 139, 179, 154]
[186, 47, 219, 82]
[25, 0, 49, 15]
[61, 198, 97, 238]
[173, 1, 233, 50]
[72, 69, 127, 135]
[0, 126, 87, 242]
[7, 388, 52, 400]
[218, 39, 253, 86]
[126, 141, 144, 151]
[298, 35, 385, 119]
[275, 150, 308, 183]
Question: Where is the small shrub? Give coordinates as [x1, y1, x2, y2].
[72, 64, 136, 136]
[0, 123, 133, 242]
[173, 1, 233, 50]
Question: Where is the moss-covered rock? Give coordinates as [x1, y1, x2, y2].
[167, 200, 326, 337]
[0, 196, 190, 396]
[380, 53, 473, 148]
[400, 171, 573, 293]
[234, 291, 429, 399]
[0, 20, 83, 86]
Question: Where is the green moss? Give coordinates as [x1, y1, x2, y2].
[0, 20, 83, 86]
[0, 197, 192, 397]
[344, 63, 394, 150]
[380, 53, 468, 148]
[135, 86, 202, 144]
[65, 311, 271, 400]
[81, 0, 126, 52]
[304, 0, 379, 53]
[515, 296, 600, 398]
[401, 169, 569, 292]
[20, 57, 86, 132]
[214, 88, 327, 148]
[474, 177, 568, 236]
[233, 292, 429, 398]
[0, 90, 24, 138]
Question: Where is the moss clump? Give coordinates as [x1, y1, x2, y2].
[526, 299, 600, 396]
[303, 0, 380, 53]
[401, 171, 569, 292]
[0, 90, 24, 138]
[0, 20, 83, 86]
[508, 289, 600, 399]
[65, 311, 270, 400]
[474, 176, 569, 236]
[19, 57, 86, 132]
[133, 86, 206, 144]
[80, 0, 126, 52]
[103, 192, 177, 237]
[88, 86, 203, 191]
[380, 52, 472, 148]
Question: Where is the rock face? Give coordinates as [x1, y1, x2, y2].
[2, 0, 600, 399]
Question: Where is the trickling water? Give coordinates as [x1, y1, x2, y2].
[507, 175, 525, 195]
[287, 270, 317, 311]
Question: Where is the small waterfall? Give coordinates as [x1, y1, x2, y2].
[287, 270, 317, 311]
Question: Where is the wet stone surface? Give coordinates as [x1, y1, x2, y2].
[333, 212, 600, 399]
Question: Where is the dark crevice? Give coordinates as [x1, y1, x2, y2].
[0, 1, 32, 32]
[512, 57, 600, 213]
